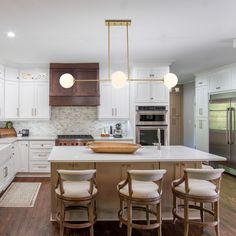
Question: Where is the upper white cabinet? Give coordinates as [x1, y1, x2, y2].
[19, 82, 50, 119]
[0, 64, 4, 79]
[209, 69, 232, 93]
[98, 83, 129, 119]
[134, 82, 169, 103]
[195, 76, 209, 87]
[133, 67, 169, 104]
[5, 80, 19, 119]
[5, 67, 19, 81]
[133, 67, 169, 80]
[195, 86, 209, 117]
[0, 78, 4, 119]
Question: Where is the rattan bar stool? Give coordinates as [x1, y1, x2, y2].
[172, 168, 224, 236]
[117, 169, 166, 236]
[55, 169, 98, 236]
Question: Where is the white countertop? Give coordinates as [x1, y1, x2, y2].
[48, 145, 226, 163]
[0, 143, 11, 152]
[0, 136, 56, 144]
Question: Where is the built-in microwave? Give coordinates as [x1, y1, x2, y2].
[136, 126, 168, 146]
[136, 106, 168, 126]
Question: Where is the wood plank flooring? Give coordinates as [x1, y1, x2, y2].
[0, 174, 235, 236]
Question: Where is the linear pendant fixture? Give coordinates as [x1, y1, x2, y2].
[59, 19, 178, 89]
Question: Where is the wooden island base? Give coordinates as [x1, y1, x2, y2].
[50, 161, 201, 221]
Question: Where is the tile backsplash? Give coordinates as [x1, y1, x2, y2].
[0, 107, 128, 137]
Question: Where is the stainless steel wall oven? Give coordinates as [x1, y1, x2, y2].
[135, 106, 168, 146]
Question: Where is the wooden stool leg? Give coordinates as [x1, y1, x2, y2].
[200, 203, 204, 222]
[119, 199, 124, 228]
[89, 200, 95, 236]
[127, 200, 132, 236]
[184, 199, 189, 236]
[146, 204, 150, 225]
[60, 200, 65, 236]
[214, 201, 220, 236]
[157, 201, 162, 236]
[173, 194, 177, 224]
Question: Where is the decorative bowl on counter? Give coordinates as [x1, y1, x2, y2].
[87, 142, 142, 154]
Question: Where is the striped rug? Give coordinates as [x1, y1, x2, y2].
[0, 182, 41, 207]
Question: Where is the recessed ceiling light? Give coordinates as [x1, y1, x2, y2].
[7, 31, 16, 38]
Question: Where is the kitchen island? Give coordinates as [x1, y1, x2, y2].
[48, 145, 226, 220]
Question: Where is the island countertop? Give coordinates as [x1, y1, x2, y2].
[48, 145, 226, 163]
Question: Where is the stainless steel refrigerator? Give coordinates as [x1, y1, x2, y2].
[209, 92, 236, 175]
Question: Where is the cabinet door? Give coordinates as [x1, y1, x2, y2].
[151, 82, 169, 103]
[209, 69, 231, 93]
[195, 118, 209, 152]
[112, 84, 129, 119]
[134, 82, 151, 102]
[98, 83, 113, 119]
[0, 64, 4, 79]
[19, 83, 35, 118]
[196, 86, 209, 117]
[5, 81, 19, 119]
[17, 141, 29, 172]
[35, 83, 50, 119]
[5, 67, 19, 81]
[0, 79, 4, 119]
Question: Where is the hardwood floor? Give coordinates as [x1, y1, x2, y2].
[0, 174, 235, 236]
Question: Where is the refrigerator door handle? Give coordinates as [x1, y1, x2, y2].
[231, 108, 235, 144]
[227, 108, 230, 144]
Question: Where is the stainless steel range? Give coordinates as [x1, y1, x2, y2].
[55, 135, 94, 146]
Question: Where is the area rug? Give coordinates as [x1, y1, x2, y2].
[0, 182, 41, 207]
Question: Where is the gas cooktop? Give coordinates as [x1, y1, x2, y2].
[57, 135, 94, 140]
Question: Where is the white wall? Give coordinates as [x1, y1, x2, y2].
[183, 82, 195, 148]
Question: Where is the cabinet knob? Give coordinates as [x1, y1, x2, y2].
[216, 86, 221, 89]
[150, 97, 154, 100]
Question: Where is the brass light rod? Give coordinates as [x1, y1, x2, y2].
[105, 20, 131, 26]
[73, 78, 165, 82]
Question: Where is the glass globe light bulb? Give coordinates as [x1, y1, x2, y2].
[111, 71, 127, 89]
[163, 73, 178, 89]
[59, 73, 75, 88]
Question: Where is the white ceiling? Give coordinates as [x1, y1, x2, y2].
[1, 0, 236, 82]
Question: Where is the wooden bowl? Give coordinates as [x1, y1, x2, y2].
[87, 142, 141, 154]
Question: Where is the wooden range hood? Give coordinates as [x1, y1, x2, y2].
[49, 63, 100, 106]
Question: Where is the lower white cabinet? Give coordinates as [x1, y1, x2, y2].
[29, 140, 54, 173]
[0, 145, 15, 193]
[195, 117, 209, 152]
[17, 141, 29, 172]
[0, 79, 4, 119]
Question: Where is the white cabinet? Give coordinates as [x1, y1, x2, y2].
[19, 83, 35, 118]
[29, 141, 54, 173]
[5, 67, 19, 81]
[134, 81, 169, 103]
[0, 79, 4, 119]
[195, 86, 209, 117]
[209, 69, 232, 93]
[19, 82, 50, 119]
[0, 145, 15, 193]
[98, 83, 129, 119]
[0, 64, 4, 79]
[195, 76, 209, 87]
[195, 117, 209, 152]
[133, 67, 169, 80]
[17, 141, 29, 172]
[4, 80, 19, 119]
[35, 83, 50, 118]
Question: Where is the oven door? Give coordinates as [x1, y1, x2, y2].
[136, 126, 168, 146]
[136, 111, 167, 126]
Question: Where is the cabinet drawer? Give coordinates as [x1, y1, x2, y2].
[30, 149, 52, 161]
[29, 161, 50, 173]
[30, 141, 54, 149]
